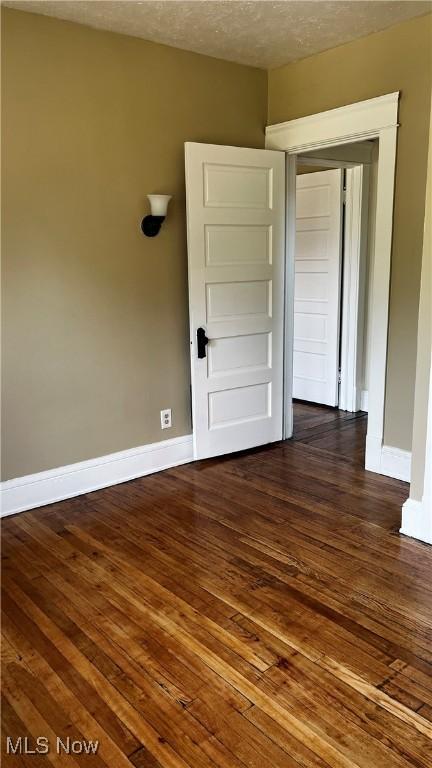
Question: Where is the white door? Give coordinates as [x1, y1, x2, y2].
[293, 169, 343, 406]
[185, 142, 285, 460]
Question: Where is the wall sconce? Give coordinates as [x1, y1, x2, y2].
[141, 194, 172, 237]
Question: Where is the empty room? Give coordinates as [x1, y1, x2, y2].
[1, 1, 432, 765]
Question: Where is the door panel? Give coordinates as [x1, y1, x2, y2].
[204, 164, 271, 208]
[206, 279, 271, 321]
[293, 169, 343, 406]
[205, 225, 271, 266]
[185, 142, 285, 460]
[209, 383, 270, 429]
[208, 333, 271, 377]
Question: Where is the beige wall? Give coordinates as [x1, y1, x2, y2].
[269, 14, 432, 451]
[410, 96, 432, 502]
[1, 8, 267, 480]
[3, 8, 431, 481]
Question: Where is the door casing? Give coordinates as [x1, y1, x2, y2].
[266, 92, 399, 474]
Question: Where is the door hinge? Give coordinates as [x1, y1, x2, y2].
[338, 370, 342, 384]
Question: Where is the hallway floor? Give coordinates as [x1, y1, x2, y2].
[2, 404, 431, 767]
[293, 400, 368, 469]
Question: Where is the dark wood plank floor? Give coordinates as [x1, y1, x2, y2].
[2, 403, 432, 767]
[293, 401, 368, 467]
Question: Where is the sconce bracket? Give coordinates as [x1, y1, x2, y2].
[141, 215, 165, 237]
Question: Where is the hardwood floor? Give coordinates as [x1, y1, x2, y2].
[2, 403, 432, 767]
[293, 401, 368, 469]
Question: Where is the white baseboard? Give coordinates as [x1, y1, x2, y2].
[360, 389, 369, 412]
[380, 445, 411, 482]
[365, 435, 411, 482]
[0, 430, 411, 518]
[0, 434, 194, 518]
[400, 497, 432, 545]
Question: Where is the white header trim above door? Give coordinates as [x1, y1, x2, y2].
[265, 93, 400, 476]
[266, 92, 399, 152]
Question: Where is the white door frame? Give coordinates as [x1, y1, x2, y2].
[266, 93, 399, 472]
[339, 164, 370, 413]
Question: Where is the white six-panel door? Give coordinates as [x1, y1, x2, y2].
[185, 142, 285, 460]
[294, 169, 343, 406]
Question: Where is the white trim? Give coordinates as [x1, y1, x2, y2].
[297, 156, 360, 170]
[400, 498, 432, 545]
[421, 359, 432, 532]
[0, 434, 194, 518]
[266, 93, 399, 474]
[297, 156, 371, 171]
[401, 355, 432, 544]
[339, 165, 370, 412]
[298, 142, 373, 165]
[283, 154, 297, 439]
[367, 443, 411, 483]
[266, 92, 399, 152]
[361, 389, 369, 412]
[366, 125, 398, 472]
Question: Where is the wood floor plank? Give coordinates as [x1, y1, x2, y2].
[2, 403, 431, 767]
[1, 694, 52, 767]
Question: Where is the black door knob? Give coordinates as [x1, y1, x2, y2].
[197, 327, 209, 359]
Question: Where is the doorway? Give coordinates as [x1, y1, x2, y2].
[293, 166, 344, 407]
[292, 139, 376, 442]
[266, 92, 399, 476]
[185, 93, 399, 476]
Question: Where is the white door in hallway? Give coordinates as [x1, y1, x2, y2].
[294, 169, 343, 406]
[185, 142, 285, 460]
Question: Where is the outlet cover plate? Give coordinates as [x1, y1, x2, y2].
[160, 409, 172, 429]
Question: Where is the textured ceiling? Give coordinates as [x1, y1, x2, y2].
[4, 0, 432, 69]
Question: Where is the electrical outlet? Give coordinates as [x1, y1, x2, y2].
[160, 409, 172, 430]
